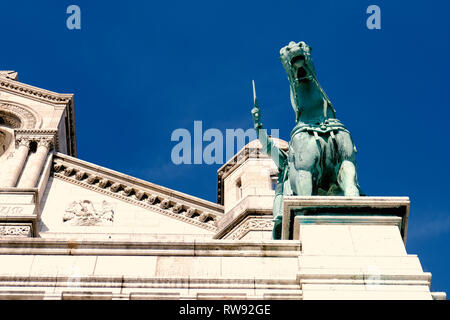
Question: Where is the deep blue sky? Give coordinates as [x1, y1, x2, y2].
[1, 0, 449, 294]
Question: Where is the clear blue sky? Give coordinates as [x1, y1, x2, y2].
[1, 0, 449, 293]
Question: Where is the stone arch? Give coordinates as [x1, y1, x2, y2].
[0, 110, 22, 128]
[0, 127, 14, 161]
[0, 101, 41, 129]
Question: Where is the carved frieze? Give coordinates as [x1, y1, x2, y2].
[226, 218, 274, 240]
[0, 224, 32, 237]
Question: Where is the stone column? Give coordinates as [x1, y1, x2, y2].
[20, 138, 52, 188]
[2, 137, 31, 187]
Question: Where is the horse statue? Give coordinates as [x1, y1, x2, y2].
[251, 41, 362, 239]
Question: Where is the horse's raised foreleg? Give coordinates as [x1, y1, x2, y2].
[291, 169, 314, 195]
[288, 132, 319, 196]
[334, 131, 360, 196]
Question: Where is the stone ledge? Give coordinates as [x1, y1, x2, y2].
[0, 276, 302, 300]
[0, 238, 301, 257]
[297, 272, 432, 285]
[0, 290, 46, 300]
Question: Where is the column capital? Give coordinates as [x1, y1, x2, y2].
[16, 137, 31, 148]
[37, 137, 53, 149]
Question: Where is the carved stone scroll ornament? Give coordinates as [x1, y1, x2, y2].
[63, 200, 114, 226]
[0, 225, 32, 237]
[227, 218, 274, 240]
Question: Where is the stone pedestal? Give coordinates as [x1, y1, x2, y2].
[283, 196, 435, 300]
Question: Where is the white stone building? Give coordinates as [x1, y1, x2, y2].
[0, 71, 445, 300]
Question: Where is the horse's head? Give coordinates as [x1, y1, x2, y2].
[280, 41, 316, 85]
[280, 41, 334, 122]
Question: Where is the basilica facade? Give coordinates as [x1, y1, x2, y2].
[0, 71, 445, 300]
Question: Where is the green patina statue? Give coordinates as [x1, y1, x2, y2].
[251, 41, 362, 239]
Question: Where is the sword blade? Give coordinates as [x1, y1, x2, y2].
[252, 80, 258, 107]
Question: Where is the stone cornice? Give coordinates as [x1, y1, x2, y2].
[0, 77, 73, 105]
[52, 153, 224, 232]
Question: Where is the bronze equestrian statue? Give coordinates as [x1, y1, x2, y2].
[251, 41, 362, 239]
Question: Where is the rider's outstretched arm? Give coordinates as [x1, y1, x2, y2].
[256, 127, 286, 169]
[252, 106, 286, 169]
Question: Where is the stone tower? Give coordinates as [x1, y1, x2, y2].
[0, 71, 75, 237]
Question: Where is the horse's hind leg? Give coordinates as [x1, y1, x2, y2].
[337, 160, 359, 196]
[335, 131, 360, 196]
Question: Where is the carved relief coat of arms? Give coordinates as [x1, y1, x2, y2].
[63, 200, 114, 226]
